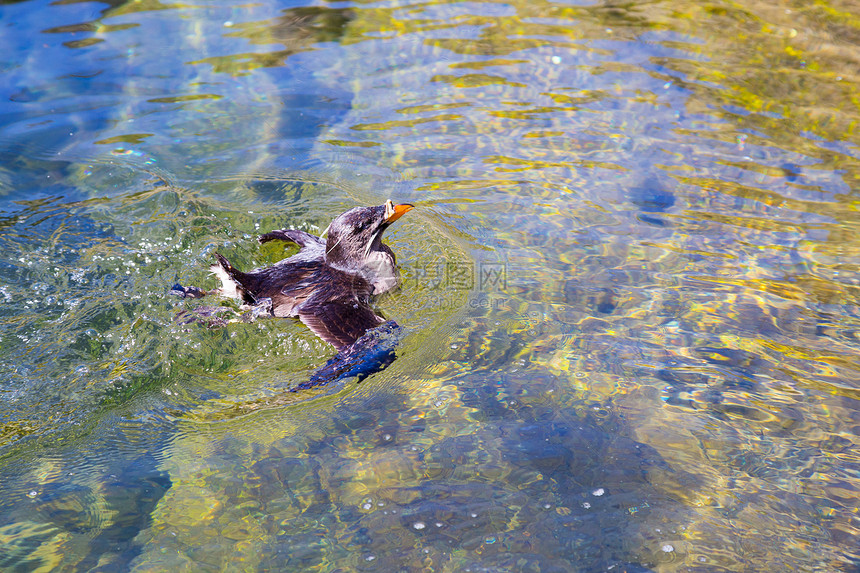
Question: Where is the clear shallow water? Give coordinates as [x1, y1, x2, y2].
[1, 0, 860, 570]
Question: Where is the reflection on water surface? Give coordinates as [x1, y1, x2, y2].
[1, 0, 860, 570]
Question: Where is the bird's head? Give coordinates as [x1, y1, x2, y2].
[324, 200, 413, 270]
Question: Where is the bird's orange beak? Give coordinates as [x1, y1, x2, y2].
[384, 201, 414, 224]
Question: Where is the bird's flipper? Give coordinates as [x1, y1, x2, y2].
[298, 300, 385, 350]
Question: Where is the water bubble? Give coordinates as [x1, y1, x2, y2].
[413, 521, 426, 530]
[592, 488, 605, 496]
[362, 503, 372, 510]
[365, 554, 375, 561]
[28, 490, 38, 498]
[582, 502, 591, 509]
[551, 55, 561, 65]
[383, 434, 392, 441]
[662, 544, 674, 553]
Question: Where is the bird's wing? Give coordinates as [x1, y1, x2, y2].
[259, 229, 326, 265]
[258, 229, 324, 249]
[298, 300, 385, 349]
[252, 262, 320, 317]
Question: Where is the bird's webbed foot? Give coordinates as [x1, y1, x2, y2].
[169, 283, 209, 299]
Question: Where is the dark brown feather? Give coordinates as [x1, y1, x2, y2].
[299, 301, 384, 349]
[207, 202, 410, 349]
[214, 254, 384, 347]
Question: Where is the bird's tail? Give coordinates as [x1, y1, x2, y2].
[209, 253, 256, 303]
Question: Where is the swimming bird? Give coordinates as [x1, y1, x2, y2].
[174, 200, 413, 350]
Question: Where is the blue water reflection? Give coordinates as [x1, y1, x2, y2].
[2, 0, 860, 570]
